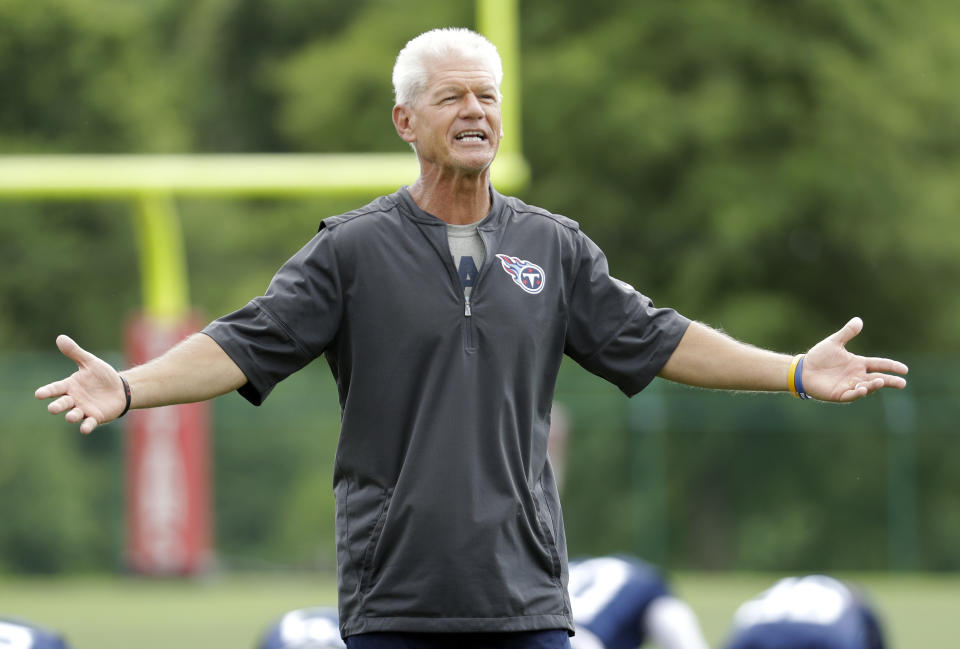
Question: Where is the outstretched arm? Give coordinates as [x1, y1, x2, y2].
[35, 333, 247, 434]
[658, 317, 908, 402]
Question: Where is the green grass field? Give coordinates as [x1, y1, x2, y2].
[0, 571, 955, 648]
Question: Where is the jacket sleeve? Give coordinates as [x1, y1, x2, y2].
[202, 226, 343, 405]
[564, 231, 690, 396]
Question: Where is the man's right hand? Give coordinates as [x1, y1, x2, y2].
[35, 334, 127, 435]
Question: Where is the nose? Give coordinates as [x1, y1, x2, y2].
[459, 92, 484, 118]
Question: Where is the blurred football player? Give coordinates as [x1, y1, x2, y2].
[722, 575, 886, 649]
[0, 618, 72, 649]
[256, 561, 709, 649]
[567, 555, 710, 649]
[548, 404, 710, 649]
[257, 606, 346, 649]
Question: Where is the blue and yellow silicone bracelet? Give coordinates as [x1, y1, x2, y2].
[788, 354, 812, 400]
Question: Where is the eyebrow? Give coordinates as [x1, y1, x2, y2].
[431, 83, 497, 99]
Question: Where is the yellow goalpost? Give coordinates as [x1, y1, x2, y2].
[0, 0, 528, 321]
[0, 0, 528, 577]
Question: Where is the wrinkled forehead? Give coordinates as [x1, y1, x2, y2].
[422, 53, 499, 90]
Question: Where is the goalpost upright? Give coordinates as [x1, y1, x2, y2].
[0, 0, 527, 576]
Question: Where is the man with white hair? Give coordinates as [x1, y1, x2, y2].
[37, 27, 908, 649]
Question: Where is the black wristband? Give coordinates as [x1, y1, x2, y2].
[118, 374, 132, 417]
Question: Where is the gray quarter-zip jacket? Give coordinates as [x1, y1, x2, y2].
[203, 187, 690, 638]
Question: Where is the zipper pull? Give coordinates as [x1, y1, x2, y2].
[465, 298, 472, 317]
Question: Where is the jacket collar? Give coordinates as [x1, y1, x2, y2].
[397, 185, 505, 231]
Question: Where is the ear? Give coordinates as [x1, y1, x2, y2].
[393, 104, 417, 144]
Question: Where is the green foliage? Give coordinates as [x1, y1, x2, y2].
[0, 355, 118, 572]
[6, 354, 960, 574]
[555, 364, 960, 572]
[0, 0, 190, 152]
[209, 362, 341, 569]
[521, 0, 960, 352]
[3, 0, 959, 352]
[168, 0, 374, 152]
[267, 0, 470, 153]
[2, 0, 960, 575]
[0, 205, 139, 353]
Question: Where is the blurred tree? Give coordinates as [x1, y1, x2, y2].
[0, 205, 139, 352]
[0, 356, 118, 572]
[0, 0, 189, 351]
[2, 0, 960, 574]
[265, 0, 468, 152]
[4, 0, 959, 352]
[170, 0, 372, 152]
[0, 0, 190, 152]
[521, 0, 960, 353]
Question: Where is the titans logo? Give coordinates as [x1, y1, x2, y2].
[495, 254, 545, 294]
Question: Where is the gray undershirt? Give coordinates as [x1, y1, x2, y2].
[447, 222, 486, 301]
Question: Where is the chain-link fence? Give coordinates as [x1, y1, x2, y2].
[4, 352, 957, 573]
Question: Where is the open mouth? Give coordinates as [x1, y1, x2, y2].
[454, 130, 486, 142]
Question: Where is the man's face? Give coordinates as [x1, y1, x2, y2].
[397, 54, 502, 176]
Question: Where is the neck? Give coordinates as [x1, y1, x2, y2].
[408, 169, 491, 225]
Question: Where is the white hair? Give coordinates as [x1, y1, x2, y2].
[392, 27, 503, 106]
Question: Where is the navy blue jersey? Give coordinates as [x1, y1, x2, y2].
[567, 556, 670, 649]
[258, 607, 346, 649]
[0, 619, 71, 649]
[723, 576, 886, 649]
